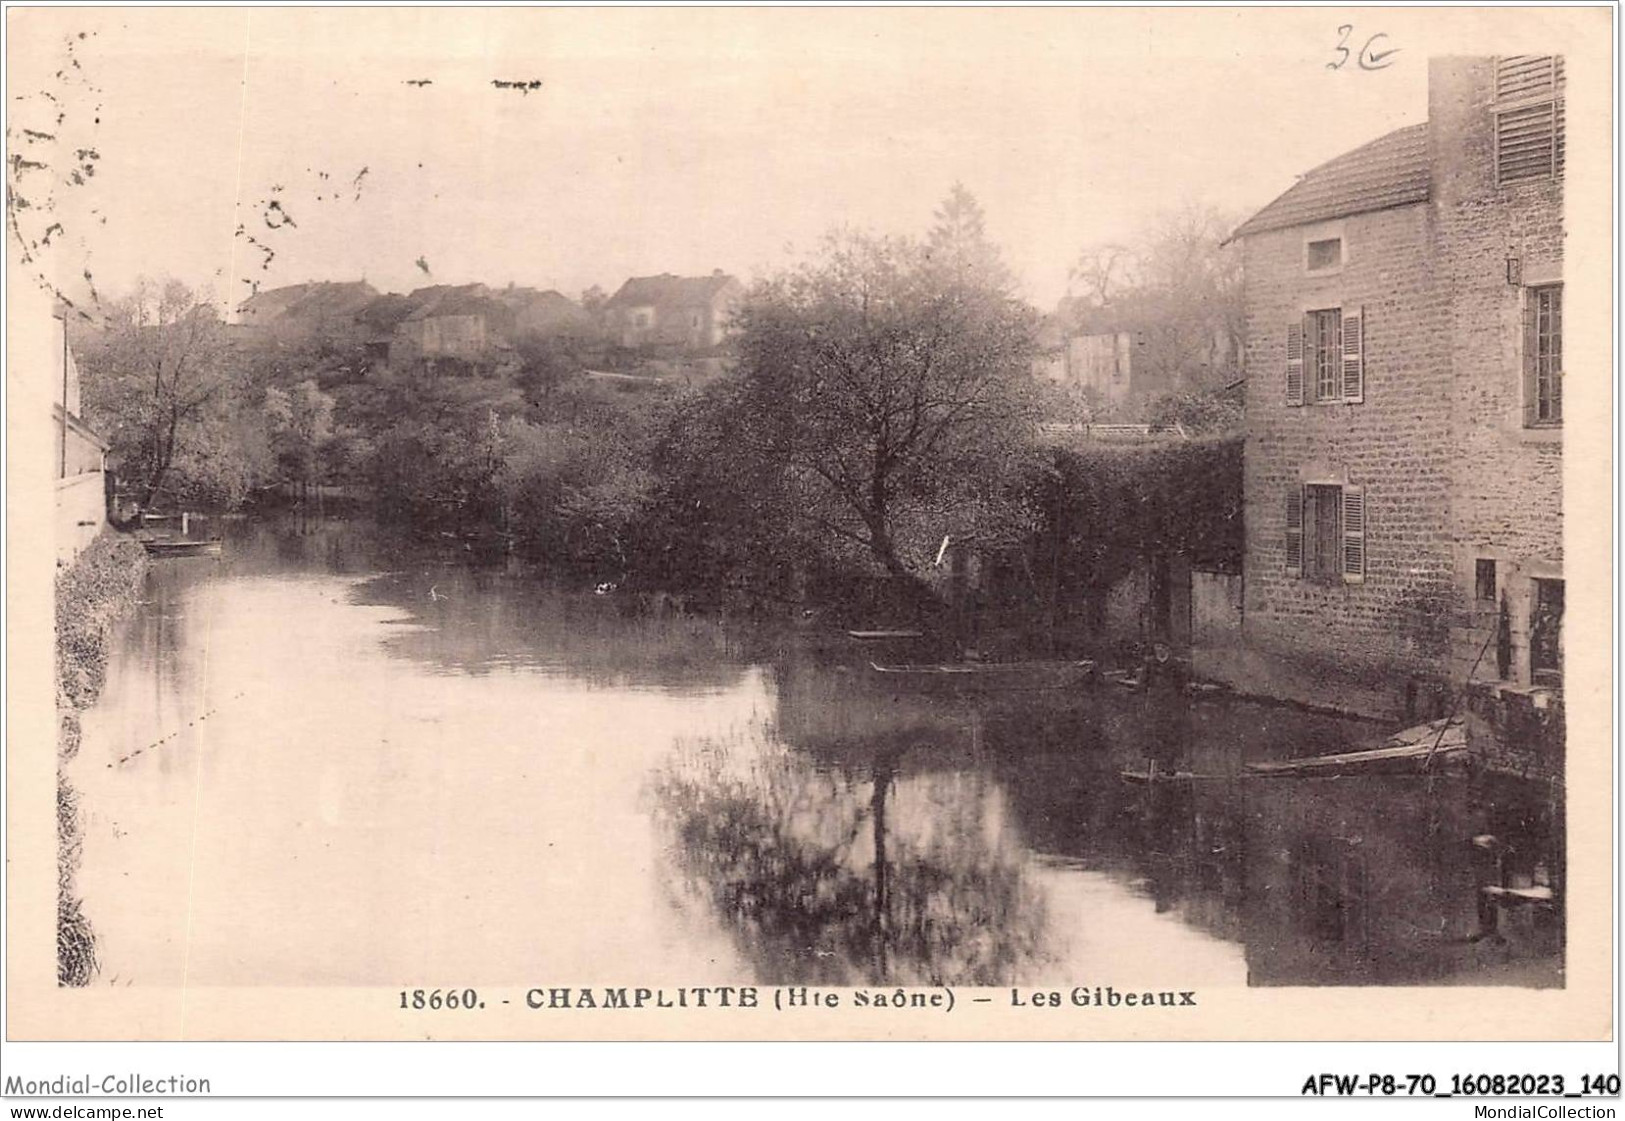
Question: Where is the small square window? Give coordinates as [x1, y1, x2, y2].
[1475, 559, 1497, 601]
[1306, 238, 1343, 272]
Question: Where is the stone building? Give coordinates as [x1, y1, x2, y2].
[500, 286, 594, 341]
[53, 313, 109, 566]
[1034, 287, 1241, 423]
[1066, 332, 1136, 409]
[383, 285, 518, 372]
[603, 271, 742, 351]
[1217, 55, 1564, 720]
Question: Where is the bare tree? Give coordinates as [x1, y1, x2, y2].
[1068, 203, 1244, 399]
[1069, 242, 1130, 307]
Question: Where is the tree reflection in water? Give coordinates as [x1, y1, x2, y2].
[651, 723, 1049, 986]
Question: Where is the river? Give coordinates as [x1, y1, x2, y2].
[68, 514, 1562, 989]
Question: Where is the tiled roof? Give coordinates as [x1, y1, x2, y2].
[1231, 123, 1429, 239]
[401, 283, 509, 320]
[605, 273, 737, 310]
[239, 281, 378, 320]
[355, 293, 416, 332]
[495, 286, 582, 315]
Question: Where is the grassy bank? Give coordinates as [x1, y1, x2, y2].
[55, 531, 149, 986]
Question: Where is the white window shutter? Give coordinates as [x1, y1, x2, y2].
[1285, 320, 1304, 406]
[1285, 485, 1304, 576]
[1341, 306, 1364, 403]
[1341, 485, 1366, 584]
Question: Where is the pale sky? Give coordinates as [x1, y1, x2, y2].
[4, 7, 1597, 314]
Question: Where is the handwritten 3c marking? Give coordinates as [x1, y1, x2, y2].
[1329, 26, 1401, 71]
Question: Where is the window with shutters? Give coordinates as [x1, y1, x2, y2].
[1286, 483, 1365, 584]
[1307, 485, 1341, 581]
[1288, 307, 1364, 405]
[1307, 309, 1341, 402]
[1494, 55, 1565, 184]
[1524, 284, 1562, 426]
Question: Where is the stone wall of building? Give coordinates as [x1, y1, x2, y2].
[55, 471, 107, 567]
[1068, 332, 1133, 408]
[1237, 203, 1454, 715]
[1429, 56, 1565, 685]
[390, 314, 490, 366]
[1465, 681, 1564, 784]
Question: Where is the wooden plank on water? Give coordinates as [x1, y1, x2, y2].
[1119, 769, 1235, 784]
[867, 659, 1095, 691]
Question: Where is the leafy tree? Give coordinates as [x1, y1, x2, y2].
[635, 379, 805, 607]
[230, 328, 373, 393]
[732, 211, 1041, 610]
[76, 279, 259, 507]
[343, 362, 522, 524]
[263, 378, 336, 488]
[1029, 437, 1244, 640]
[364, 415, 497, 526]
[496, 409, 657, 574]
[512, 331, 585, 412]
[925, 182, 1014, 294]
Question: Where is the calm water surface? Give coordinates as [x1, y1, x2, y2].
[71, 515, 1561, 989]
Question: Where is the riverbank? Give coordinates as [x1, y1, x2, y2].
[56, 530, 149, 985]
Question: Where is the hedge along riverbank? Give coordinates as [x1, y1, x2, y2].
[55, 530, 149, 986]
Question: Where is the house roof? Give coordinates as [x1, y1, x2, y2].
[354, 292, 417, 333]
[354, 285, 583, 340]
[605, 273, 737, 310]
[497, 288, 591, 335]
[1230, 123, 1429, 240]
[496, 286, 585, 316]
[238, 281, 378, 321]
[401, 283, 510, 321]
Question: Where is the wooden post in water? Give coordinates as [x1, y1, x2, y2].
[871, 754, 894, 985]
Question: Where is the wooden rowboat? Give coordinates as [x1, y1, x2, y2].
[1244, 740, 1467, 777]
[1244, 718, 1467, 777]
[141, 539, 222, 558]
[868, 659, 1094, 691]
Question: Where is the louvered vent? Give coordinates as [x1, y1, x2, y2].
[1495, 55, 1562, 100]
[1495, 56, 1565, 184]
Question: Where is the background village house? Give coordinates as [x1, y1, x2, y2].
[384, 284, 516, 372]
[602, 271, 742, 351]
[236, 280, 380, 337]
[240, 281, 594, 378]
